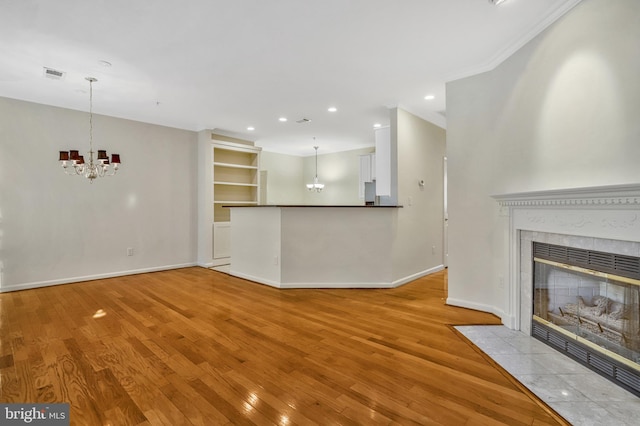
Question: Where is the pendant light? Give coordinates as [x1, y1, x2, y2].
[306, 142, 324, 192]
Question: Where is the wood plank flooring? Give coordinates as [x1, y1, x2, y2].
[0, 268, 569, 425]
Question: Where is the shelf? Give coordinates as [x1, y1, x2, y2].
[214, 201, 258, 205]
[214, 147, 258, 168]
[212, 141, 260, 234]
[214, 181, 258, 187]
[213, 162, 258, 170]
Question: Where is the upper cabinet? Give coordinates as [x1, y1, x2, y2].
[358, 153, 376, 199]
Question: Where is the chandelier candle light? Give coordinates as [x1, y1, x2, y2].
[58, 77, 121, 182]
[306, 143, 324, 192]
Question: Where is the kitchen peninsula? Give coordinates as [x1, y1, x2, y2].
[228, 205, 403, 288]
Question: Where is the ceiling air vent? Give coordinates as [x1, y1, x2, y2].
[43, 67, 65, 80]
[296, 118, 311, 124]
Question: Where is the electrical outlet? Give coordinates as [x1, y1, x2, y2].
[432, 246, 436, 254]
[127, 247, 134, 256]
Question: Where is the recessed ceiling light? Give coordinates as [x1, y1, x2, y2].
[424, 95, 435, 100]
[373, 123, 382, 128]
[247, 126, 255, 131]
[328, 107, 337, 112]
[279, 117, 287, 122]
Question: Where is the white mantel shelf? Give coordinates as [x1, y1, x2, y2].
[492, 183, 640, 207]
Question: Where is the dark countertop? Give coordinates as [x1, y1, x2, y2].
[224, 204, 403, 208]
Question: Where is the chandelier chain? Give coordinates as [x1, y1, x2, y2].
[89, 78, 94, 155]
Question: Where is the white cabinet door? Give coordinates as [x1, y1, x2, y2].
[213, 222, 231, 260]
[358, 153, 377, 199]
[359, 155, 372, 199]
[375, 127, 391, 196]
[370, 153, 376, 181]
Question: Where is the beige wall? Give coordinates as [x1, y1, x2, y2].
[1, 97, 198, 291]
[260, 147, 374, 206]
[261, 151, 306, 205]
[392, 108, 446, 280]
[302, 147, 374, 205]
[446, 0, 640, 318]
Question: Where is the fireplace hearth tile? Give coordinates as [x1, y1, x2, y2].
[469, 337, 521, 355]
[456, 325, 640, 425]
[551, 401, 620, 426]
[506, 336, 558, 354]
[593, 400, 640, 426]
[490, 353, 546, 375]
[557, 373, 640, 403]
[536, 353, 594, 375]
[517, 374, 589, 403]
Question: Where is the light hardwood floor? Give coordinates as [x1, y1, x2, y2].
[0, 268, 569, 425]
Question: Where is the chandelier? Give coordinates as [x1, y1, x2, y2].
[306, 143, 324, 192]
[58, 77, 121, 182]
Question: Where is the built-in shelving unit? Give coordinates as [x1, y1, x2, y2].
[214, 151, 259, 219]
[211, 142, 261, 264]
[193, 133, 263, 267]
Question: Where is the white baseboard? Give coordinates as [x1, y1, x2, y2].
[228, 265, 445, 289]
[0, 262, 197, 293]
[278, 281, 395, 289]
[391, 265, 444, 287]
[446, 297, 505, 321]
[211, 257, 230, 267]
[228, 271, 282, 288]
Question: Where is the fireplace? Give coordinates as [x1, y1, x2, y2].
[492, 183, 640, 396]
[531, 242, 640, 395]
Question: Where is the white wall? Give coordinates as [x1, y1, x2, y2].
[302, 147, 373, 205]
[446, 0, 640, 319]
[392, 108, 446, 281]
[0, 97, 198, 291]
[260, 147, 374, 206]
[260, 151, 305, 204]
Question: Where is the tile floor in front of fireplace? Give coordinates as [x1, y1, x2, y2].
[455, 325, 640, 426]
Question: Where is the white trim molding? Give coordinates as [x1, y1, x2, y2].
[492, 183, 640, 207]
[230, 265, 445, 289]
[446, 0, 583, 83]
[0, 263, 198, 293]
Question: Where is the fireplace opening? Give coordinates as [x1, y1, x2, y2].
[532, 242, 640, 395]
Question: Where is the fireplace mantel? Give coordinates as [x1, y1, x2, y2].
[492, 183, 640, 207]
[491, 184, 640, 331]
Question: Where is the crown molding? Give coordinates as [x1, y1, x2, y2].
[446, 0, 583, 83]
[491, 183, 640, 207]
[394, 103, 447, 130]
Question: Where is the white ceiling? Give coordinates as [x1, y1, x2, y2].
[0, 0, 581, 156]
